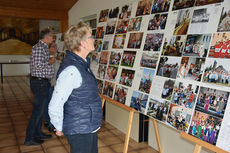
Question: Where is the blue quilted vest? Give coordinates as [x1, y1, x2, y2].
[57, 50, 102, 135]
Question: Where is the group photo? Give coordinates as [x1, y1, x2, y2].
[183, 34, 211, 57]
[188, 110, 222, 145]
[121, 50, 136, 67]
[148, 13, 168, 30]
[147, 98, 170, 122]
[203, 58, 230, 87]
[119, 68, 135, 87]
[127, 32, 144, 49]
[162, 35, 186, 56]
[161, 79, 175, 101]
[103, 81, 115, 98]
[143, 33, 164, 51]
[128, 17, 142, 31]
[157, 56, 180, 79]
[195, 87, 229, 119]
[172, 81, 199, 109]
[109, 51, 122, 66]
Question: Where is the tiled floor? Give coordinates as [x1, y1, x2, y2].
[0, 76, 158, 153]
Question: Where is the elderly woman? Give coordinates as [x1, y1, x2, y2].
[49, 22, 102, 153]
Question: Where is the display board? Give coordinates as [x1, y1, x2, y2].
[88, 0, 230, 152]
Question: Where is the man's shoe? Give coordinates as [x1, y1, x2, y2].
[24, 138, 44, 146]
[37, 133, 52, 139]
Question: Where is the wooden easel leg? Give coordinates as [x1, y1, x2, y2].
[123, 110, 134, 153]
[101, 98, 105, 108]
[152, 118, 162, 153]
[193, 144, 202, 153]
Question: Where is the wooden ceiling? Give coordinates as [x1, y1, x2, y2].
[0, 0, 79, 31]
[0, 0, 78, 11]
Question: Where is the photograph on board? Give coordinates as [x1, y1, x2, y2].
[114, 85, 128, 104]
[143, 33, 164, 51]
[171, 81, 199, 109]
[148, 13, 168, 30]
[183, 34, 211, 58]
[140, 52, 159, 69]
[177, 57, 205, 82]
[202, 58, 230, 87]
[162, 35, 186, 57]
[147, 98, 170, 122]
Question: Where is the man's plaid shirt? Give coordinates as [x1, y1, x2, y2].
[30, 40, 54, 79]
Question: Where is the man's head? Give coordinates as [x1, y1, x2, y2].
[40, 28, 55, 46]
[64, 22, 94, 53]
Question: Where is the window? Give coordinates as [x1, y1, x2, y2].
[81, 14, 97, 37]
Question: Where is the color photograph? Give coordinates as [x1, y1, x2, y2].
[112, 34, 126, 49]
[167, 103, 193, 132]
[208, 32, 230, 58]
[143, 33, 164, 51]
[99, 9, 109, 22]
[109, 51, 122, 66]
[94, 39, 102, 52]
[162, 35, 186, 56]
[97, 64, 107, 80]
[105, 19, 117, 35]
[148, 13, 168, 30]
[114, 85, 128, 104]
[96, 26, 105, 39]
[121, 50, 136, 67]
[96, 79, 104, 94]
[127, 32, 144, 49]
[105, 65, 118, 82]
[157, 56, 180, 79]
[103, 81, 115, 98]
[108, 7, 119, 19]
[128, 17, 142, 31]
[195, 0, 224, 6]
[151, 0, 171, 14]
[188, 110, 222, 145]
[119, 68, 135, 87]
[147, 98, 170, 122]
[195, 87, 229, 119]
[172, 81, 199, 109]
[136, 0, 153, 16]
[202, 58, 230, 87]
[172, 0, 195, 11]
[218, 6, 230, 32]
[115, 19, 129, 34]
[130, 90, 148, 113]
[119, 4, 132, 19]
[183, 34, 211, 57]
[99, 51, 110, 64]
[139, 68, 155, 94]
[140, 52, 159, 69]
[161, 79, 175, 101]
[177, 57, 205, 81]
[173, 9, 192, 35]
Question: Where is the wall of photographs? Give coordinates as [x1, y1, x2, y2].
[89, 0, 230, 152]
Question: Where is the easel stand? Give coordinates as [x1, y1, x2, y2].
[100, 95, 136, 153]
[180, 132, 229, 153]
[151, 118, 163, 153]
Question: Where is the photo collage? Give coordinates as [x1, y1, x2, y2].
[88, 0, 230, 151]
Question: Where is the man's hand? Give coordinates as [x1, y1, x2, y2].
[49, 56, 55, 64]
[54, 129, 64, 136]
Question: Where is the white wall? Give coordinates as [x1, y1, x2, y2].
[69, 0, 218, 153]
